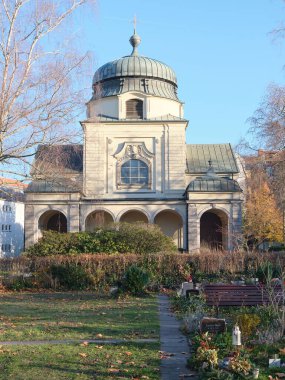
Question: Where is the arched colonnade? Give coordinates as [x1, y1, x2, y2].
[37, 208, 184, 248]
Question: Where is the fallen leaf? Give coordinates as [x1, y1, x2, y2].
[107, 368, 120, 373]
[80, 341, 89, 347]
[96, 333, 103, 338]
[79, 353, 88, 358]
[125, 351, 132, 356]
[159, 351, 175, 359]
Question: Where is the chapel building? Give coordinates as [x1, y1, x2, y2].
[25, 31, 243, 252]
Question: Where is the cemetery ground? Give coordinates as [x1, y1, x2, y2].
[0, 293, 160, 379]
[171, 287, 285, 380]
[1, 247, 285, 379]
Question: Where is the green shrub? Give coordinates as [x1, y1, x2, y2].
[197, 368, 234, 379]
[50, 263, 94, 290]
[256, 261, 281, 283]
[121, 265, 150, 295]
[113, 223, 176, 254]
[4, 276, 35, 291]
[25, 223, 176, 257]
[236, 313, 260, 342]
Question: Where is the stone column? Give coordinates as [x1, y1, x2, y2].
[232, 202, 243, 249]
[24, 204, 36, 248]
[187, 203, 199, 253]
[69, 203, 80, 233]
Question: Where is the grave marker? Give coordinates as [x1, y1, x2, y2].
[200, 317, 226, 334]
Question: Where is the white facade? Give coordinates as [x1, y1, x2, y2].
[0, 196, 25, 257]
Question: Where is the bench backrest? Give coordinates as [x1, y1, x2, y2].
[204, 284, 283, 307]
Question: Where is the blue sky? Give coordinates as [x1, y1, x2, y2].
[74, 0, 285, 146]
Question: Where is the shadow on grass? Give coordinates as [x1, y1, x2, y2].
[22, 342, 160, 379]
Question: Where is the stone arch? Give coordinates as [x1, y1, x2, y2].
[85, 210, 114, 232]
[198, 205, 230, 220]
[154, 209, 183, 248]
[38, 210, 67, 235]
[119, 209, 149, 223]
[199, 208, 229, 250]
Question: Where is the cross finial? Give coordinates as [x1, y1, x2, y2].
[129, 14, 141, 56]
[133, 14, 137, 34]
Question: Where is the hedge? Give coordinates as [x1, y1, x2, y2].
[0, 250, 284, 291]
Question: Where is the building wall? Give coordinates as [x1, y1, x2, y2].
[82, 121, 187, 199]
[0, 200, 24, 257]
[88, 92, 183, 120]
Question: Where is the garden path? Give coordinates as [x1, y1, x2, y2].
[159, 294, 199, 379]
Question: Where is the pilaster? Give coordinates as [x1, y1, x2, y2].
[187, 203, 199, 252]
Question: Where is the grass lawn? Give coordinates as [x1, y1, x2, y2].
[0, 343, 159, 380]
[0, 292, 159, 341]
[0, 292, 160, 379]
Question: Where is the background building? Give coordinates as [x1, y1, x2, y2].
[25, 31, 243, 252]
[0, 177, 26, 257]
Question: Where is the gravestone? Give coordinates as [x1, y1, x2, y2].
[269, 358, 281, 368]
[181, 281, 193, 296]
[200, 317, 226, 334]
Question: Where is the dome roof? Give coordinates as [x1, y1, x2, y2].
[93, 55, 177, 85]
[92, 31, 179, 101]
[187, 164, 242, 193]
[187, 175, 241, 193]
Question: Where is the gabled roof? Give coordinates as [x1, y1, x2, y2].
[186, 144, 238, 174]
[0, 177, 27, 190]
[0, 177, 27, 201]
[33, 145, 83, 175]
[26, 179, 81, 193]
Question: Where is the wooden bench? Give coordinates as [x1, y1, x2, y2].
[203, 284, 283, 307]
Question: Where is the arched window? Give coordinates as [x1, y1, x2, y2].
[121, 159, 148, 185]
[126, 99, 143, 119]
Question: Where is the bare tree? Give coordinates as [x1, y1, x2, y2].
[239, 84, 285, 238]
[247, 84, 285, 151]
[0, 0, 94, 179]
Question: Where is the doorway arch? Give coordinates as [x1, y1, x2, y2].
[154, 209, 183, 248]
[85, 210, 114, 231]
[200, 209, 228, 250]
[38, 210, 67, 234]
[120, 210, 148, 223]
